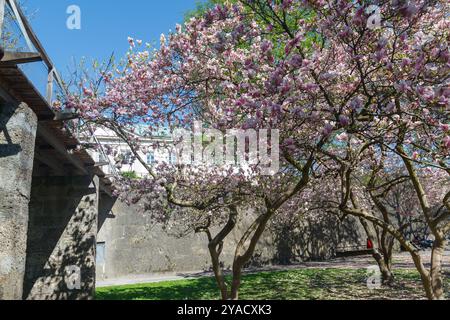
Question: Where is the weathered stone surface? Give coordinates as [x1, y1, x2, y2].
[24, 176, 98, 300]
[0, 102, 37, 300]
[97, 200, 212, 279]
[96, 200, 366, 281]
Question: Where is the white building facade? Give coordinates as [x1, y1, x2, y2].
[90, 126, 176, 178]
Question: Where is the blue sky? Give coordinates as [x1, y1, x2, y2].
[20, 0, 204, 82]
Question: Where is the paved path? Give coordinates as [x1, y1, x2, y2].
[96, 250, 450, 288]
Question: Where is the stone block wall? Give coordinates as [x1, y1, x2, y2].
[96, 201, 366, 281]
[96, 201, 279, 280]
[0, 102, 37, 300]
[24, 176, 98, 300]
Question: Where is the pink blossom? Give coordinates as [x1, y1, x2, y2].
[322, 123, 334, 137]
[444, 136, 450, 149]
[339, 115, 350, 127]
[336, 132, 349, 142]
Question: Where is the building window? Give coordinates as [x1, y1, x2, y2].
[147, 151, 155, 164]
[116, 149, 133, 165]
[123, 150, 133, 165]
[96, 242, 106, 265]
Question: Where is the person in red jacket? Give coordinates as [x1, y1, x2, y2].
[367, 238, 374, 250]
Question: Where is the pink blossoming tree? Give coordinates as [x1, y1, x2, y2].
[63, 0, 449, 299]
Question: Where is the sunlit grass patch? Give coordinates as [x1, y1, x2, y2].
[96, 268, 449, 300]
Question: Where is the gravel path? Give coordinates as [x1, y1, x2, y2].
[96, 250, 450, 288]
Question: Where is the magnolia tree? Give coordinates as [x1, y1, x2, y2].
[235, 0, 449, 298]
[63, 3, 331, 300]
[320, 140, 449, 299]
[316, 139, 448, 289]
[292, 0, 449, 299]
[115, 156, 317, 300]
[62, 0, 448, 300]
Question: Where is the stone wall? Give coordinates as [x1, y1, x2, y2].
[97, 200, 217, 279]
[96, 201, 366, 281]
[0, 102, 37, 300]
[269, 214, 366, 264]
[24, 176, 99, 300]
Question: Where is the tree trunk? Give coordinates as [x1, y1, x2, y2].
[229, 211, 273, 300]
[341, 205, 445, 300]
[202, 206, 238, 300]
[359, 218, 395, 285]
[374, 251, 395, 285]
[208, 244, 228, 300]
[430, 239, 447, 300]
[410, 251, 435, 300]
[380, 235, 395, 285]
[229, 262, 243, 300]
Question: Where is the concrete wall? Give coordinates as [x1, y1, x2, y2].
[270, 214, 366, 264]
[97, 200, 218, 279]
[0, 102, 37, 300]
[24, 176, 99, 300]
[96, 201, 366, 281]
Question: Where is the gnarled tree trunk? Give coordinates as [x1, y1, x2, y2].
[209, 242, 228, 300]
[229, 210, 274, 300]
[358, 218, 395, 285]
[430, 239, 447, 300]
[197, 206, 239, 300]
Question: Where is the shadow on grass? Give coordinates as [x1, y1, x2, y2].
[96, 277, 221, 300]
[96, 269, 448, 300]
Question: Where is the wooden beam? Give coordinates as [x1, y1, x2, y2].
[39, 144, 78, 151]
[0, 51, 42, 65]
[7, 0, 50, 67]
[0, 68, 56, 121]
[80, 142, 97, 149]
[34, 149, 65, 175]
[99, 178, 114, 197]
[87, 161, 110, 168]
[8, 0, 34, 51]
[38, 144, 54, 150]
[53, 111, 79, 121]
[6, 0, 68, 96]
[36, 123, 88, 175]
[37, 113, 57, 121]
[66, 145, 79, 150]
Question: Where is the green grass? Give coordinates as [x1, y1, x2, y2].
[96, 268, 450, 300]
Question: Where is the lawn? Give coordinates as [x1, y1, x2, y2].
[96, 268, 450, 300]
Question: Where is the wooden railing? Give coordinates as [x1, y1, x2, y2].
[0, 0, 119, 179]
[0, 0, 68, 103]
